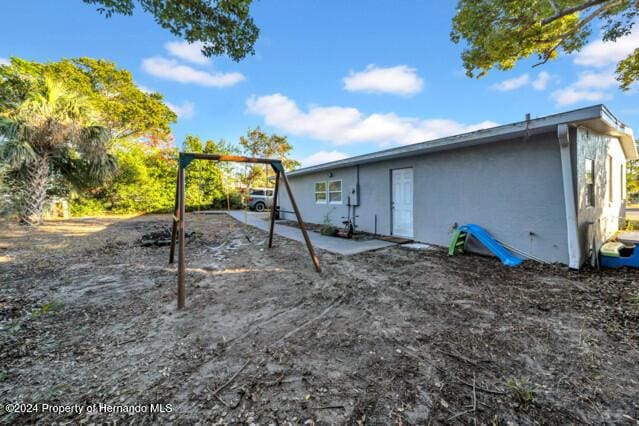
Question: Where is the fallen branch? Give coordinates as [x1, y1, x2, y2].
[211, 359, 251, 396]
[275, 295, 343, 345]
[447, 373, 478, 422]
[437, 348, 480, 367]
[447, 408, 474, 422]
[214, 393, 229, 407]
[459, 379, 506, 395]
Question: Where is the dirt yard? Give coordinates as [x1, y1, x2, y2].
[1, 213, 638, 425]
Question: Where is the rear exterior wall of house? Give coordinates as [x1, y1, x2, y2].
[279, 132, 571, 264]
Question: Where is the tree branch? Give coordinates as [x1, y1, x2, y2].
[541, 0, 613, 25]
[535, 0, 623, 66]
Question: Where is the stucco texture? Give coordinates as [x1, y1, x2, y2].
[279, 132, 570, 264]
[574, 126, 627, 264]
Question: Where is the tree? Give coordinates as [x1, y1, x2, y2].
[451, 0, 639, 90]
[83, 0, 259, 61]
[89, 139, 177, 213]
[1, 57, 177, 139]
[182, 135, 240, 209]
[0, 77, 115, 225]
[0, 57, 177, 222]
[239, 127, 299, 189]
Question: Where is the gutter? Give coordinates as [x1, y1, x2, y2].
[557, 124, 581, 269]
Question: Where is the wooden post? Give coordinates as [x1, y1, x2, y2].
[169, 171, 180, 264]
[268, 171, 280, 248]
[177, 165, 186, 310]
[280, 171, 321, 273]
[170, 153, 321, 311]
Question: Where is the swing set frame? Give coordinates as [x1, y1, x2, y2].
[169, 152, 321, 309]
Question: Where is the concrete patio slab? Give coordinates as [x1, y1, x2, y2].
[227, 210, 396, 255]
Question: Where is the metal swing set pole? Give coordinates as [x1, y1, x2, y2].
[169, 152, 321, 310]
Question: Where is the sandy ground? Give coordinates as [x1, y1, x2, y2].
[1, 213, 638, 425]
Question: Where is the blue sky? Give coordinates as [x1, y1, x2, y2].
[2, 1, 638, 166]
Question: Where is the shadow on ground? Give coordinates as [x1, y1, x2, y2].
[0, 213, 638, 424]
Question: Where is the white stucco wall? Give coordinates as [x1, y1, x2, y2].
[574, 126, 627, 263]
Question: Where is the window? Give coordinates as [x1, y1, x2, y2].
[250, 189, 265, 196]
[585, 159, 594, 207]
[314, 181, 327, 203]
[608, 155, 613, 203]
[621, 164, 625, 200]
[328, 180, 342, 204]
[266, 190, 273, 197]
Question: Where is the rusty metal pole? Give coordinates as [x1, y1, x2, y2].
[177, 164, 186, 309]
[268, 171, 280, 248]
[280, 171, 321, 273]
[169, 171, 180, 264]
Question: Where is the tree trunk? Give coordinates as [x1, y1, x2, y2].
[19, 154, 50, 226]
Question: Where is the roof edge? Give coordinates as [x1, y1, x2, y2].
[599, 105, 637, 160]
[289, 105, 635, 176]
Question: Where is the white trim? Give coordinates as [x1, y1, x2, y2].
[289, 105, 637, 177]
[328, 179, 343, 204]
[314, 181, 327, 204]
[391, 168, 414, 238]
[557, 124, 581, 269]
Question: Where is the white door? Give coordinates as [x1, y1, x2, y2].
[392, 168, 413, 238]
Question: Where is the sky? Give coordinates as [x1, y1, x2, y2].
[1, 1, 638, 167]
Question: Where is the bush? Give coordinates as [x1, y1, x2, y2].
[69, 138, 246, 216]
[70, 197, 108, 216]
[320, 209, 336, 236]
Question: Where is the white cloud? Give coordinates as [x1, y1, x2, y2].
[551, 87, 611, 106]
[0, 57, 9, 66]
[141, 56, 244, 87]
[343, 65, 424, 96]
[165, 41, 209, 65]
[165, 101, 195, 119]
[551, 69, 617, 106]
[246, 93, 498, 146]
[572, 69, 617, 89]
[301, 150, 350, 167]
[532, 71, 551, 90]
[491, 74, 529, 91]
[557, 28, 633, 103]
[574, 29, 639, 68]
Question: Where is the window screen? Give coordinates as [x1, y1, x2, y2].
[585, 159, 594, 207]
[621, 164, 625, 200]
[328, 180, 342, 204]
[314, 182, 327, 203]
[608, 155, 613, 203]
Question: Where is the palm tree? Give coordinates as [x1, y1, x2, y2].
[0, 76, 115, 225]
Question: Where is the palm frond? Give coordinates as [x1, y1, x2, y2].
[76, 125, 111, 160]
[0, 138, 36, 167]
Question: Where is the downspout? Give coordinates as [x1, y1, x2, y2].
[557, 124, 581, 269]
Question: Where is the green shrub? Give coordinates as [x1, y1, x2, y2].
[320, 209, 336, 236]
[70, 197, 108, 216]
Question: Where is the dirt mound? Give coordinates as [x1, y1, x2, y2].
[138, 225, 199, 247]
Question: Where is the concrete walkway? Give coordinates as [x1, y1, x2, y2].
[227, 210, 396, 255]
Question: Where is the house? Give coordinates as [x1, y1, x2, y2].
[277, 105, 638, 268]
